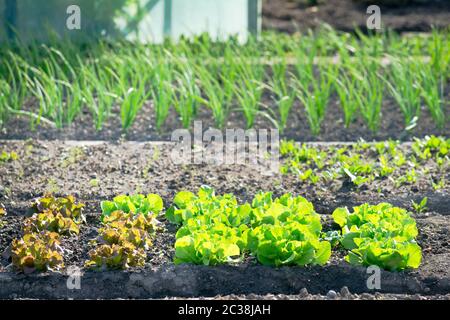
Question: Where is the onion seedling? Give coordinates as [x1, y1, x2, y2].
[384, 57, 422, 129]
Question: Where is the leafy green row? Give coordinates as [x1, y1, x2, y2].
[332, 203, 421, 271]
[8, 191, 422, 272]
[167, 187, 422, 271]
[167, 186, 331, 267]
[280, 135, 449, 190]
[0, 150, 18, 163]
[100, 193, 163, 219]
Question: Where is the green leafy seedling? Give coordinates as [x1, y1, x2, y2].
[411, 197, 428, 214]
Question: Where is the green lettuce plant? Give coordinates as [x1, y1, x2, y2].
[167, 186, 331, 267]
[246, 192, 330, 266]
[166, 186, 250, 227]
[166, 186, 245, 227]
[332, 203, 421, 271]
[167, 186, 247, 265]
[100, 193, 163, 219]
[247, 222, 330, 266]
[174, 223, 245, 265]
[412, 135, 449, 161]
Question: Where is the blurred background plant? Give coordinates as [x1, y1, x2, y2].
[1, 0, 150, 41]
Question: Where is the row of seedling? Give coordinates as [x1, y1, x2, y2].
[4, 187, 421, 273]
[0, 28, 448, 134]
[280, 135, 449, 189]
[7, 194, 164, 272]
[169, 186, 421, 271]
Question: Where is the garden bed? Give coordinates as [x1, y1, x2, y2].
[0, 0, 448, 304]
[1, 88, 449, 141]
[263, 0, 450, 33]
[0, 211, 449, 299]
[1, 28, 448, 143]
[0, 140, 448, 299]
[0, 140, 448, 214]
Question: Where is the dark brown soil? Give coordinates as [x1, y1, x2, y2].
[185, 292, 450, 300]
[0, 140, 448, 215]
[262, 0, 450, 33]
[0, 140, 448, 298]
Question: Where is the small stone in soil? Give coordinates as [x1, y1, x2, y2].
[299, 288, 309, 297]
[326, 290, 337, 299]
[340, 286, 351, 297]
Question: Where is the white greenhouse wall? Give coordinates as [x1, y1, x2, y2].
[0, 0, 261, 43]
[170, 0, 250, 42]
